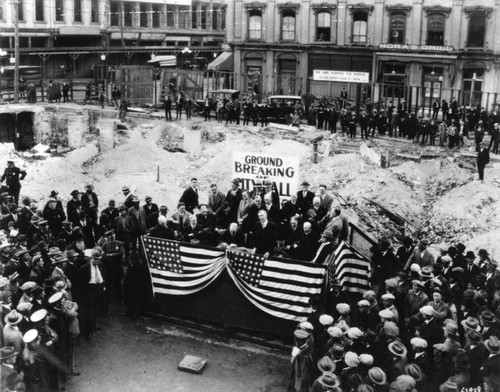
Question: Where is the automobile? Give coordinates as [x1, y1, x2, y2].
[261, 95, 305, 123]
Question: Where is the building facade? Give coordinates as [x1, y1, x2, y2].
[227, 0, 500, 111]
[0, 0, 226, 79]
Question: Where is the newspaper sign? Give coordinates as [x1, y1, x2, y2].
[232, 152, 300, 197]
[313, 70, 370, 84]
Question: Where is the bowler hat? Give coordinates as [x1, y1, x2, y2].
[0, 347, 18, 361]
[466, 251, 475, 259]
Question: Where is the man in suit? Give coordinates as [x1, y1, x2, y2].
[283, 217, 303, 258]
[208, 183, 226, 216]
[128, 196, 146, 253]
[122, 186, 134, 209]
[66, 190, 81, 226]
[317, 184, 334, 212]
[195, 205, 216, 246]
[171, 202, 192, 233]
[1, 346, 23, 390]
[101, 229, 124, 299]
[81, 184, 99, 229]
[280, 193, 302, 226]
[1, 160, 27, 203]
[2, 310, 25, 365]
[78, 248, 105, 340]
[179, 178, 199, 213]
[464, 251, 482, 287]
[183, 215, 203, 243]
[477, 143, 490, 181]
[225, 179, 243, 223]
[218, 222, 245, 248]
[464, 330, 486, 387]
[114, 205, 133, 260]
[263, 195, 280, 225]
[305, 197, 328, 234]
[482, 336, 500, 382]
[100, 199, 119, 232]
[297, 181, 315, 211]
[142, 196, 158, 230]
[252, 210, 278, 258]
[404, 239, 435, 270]
[480, 310, 500, 340]
[297, 221, 320, 261]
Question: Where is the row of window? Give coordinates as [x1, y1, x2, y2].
[247, 9, 488, 48]
[0, 0, 99, 23]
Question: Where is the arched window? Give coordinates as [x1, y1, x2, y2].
[427, 14, 444, 45]
[249, 10, 262, 40]
[352, 12, 368, 43]
[389, 13, 406, 43]
[281, 11, 296, 41]
[316, 11, 331, 41]
[467, 13, 486, 47]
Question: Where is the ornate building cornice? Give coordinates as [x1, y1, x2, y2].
[311, 2, 337, 14]
[348, 3, 374, 15]
[385, 4, 412, 17]
[423, 6, 452, 17]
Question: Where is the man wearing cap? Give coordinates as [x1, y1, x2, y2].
[79, 248, 105, 340]
[43, 198, 66, 238]
[410, 337, 430, 375]
[289, 328, 315, 392]
[1, 161, 27, 204]
[23, 329, 48, 390]
[297, 181, 315, 211]
[179, 178, 199, 214]
[100, 199, 119, 233]
[404, 239, 435, 270]
[142, 196, 159, 230]
[121, 186, 134, 209]
[66, 190, 82, 224]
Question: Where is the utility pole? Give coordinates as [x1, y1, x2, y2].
[12, 0, 19, 103]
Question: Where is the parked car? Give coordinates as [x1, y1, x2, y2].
[260, 95, 305, 123]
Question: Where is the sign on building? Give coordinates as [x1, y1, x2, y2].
[379, 43, 453, 52]
[232, 152, 300, 197]
[313, 70, 370, 83]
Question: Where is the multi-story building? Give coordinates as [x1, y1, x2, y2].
[227, 0, 500, 111]
[0, 0, 226, 79]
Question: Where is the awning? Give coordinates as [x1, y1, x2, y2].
[59, 26, 101, 35]
[110, 32, 139, 40]
[208, 52, 233, 72]
[147, 55, 177, 67]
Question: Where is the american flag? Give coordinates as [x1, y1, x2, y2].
[141, 236, 226, 295]
[325, 241, 371, 293]
[227, 250, 326, 322]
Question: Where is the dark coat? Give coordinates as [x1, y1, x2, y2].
[477, 147, 490, 167]
[179, 187, 199, 213]
[253, 221, 279, 255]
[296, 190, 315, 210]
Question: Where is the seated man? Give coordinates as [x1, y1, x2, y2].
[296, 221, 320, 261]
[196, 204, 216, 246]
[282, 217, 303, 259]
[218, 222, 246, 249]
[148, 216, 176, 240]
[183, 215, 203, 244]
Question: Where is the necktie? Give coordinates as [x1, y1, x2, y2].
[180, 214, 184, 228]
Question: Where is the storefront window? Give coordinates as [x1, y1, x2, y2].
[281, 11, 296, 41]
[467, 13, 486, 47]
[427, 14, 444, 45]
[463, 67, 484, 107]
[352, 12, 367, 43]
[389, 13, 406, 44]
[248, 11, 262, 40]
[316, 12, 331, 41]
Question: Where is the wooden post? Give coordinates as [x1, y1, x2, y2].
[157, 164, 160, 182]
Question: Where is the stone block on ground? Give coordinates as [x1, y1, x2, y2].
[178, 354, 207, 374]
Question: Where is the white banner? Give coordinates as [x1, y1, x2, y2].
[313, 70, 370, 83]
[232, 152, 300, 198]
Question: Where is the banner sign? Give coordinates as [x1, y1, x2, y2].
[313, 70, 370, 83]
[379, 43, 454, 52]
[232, 152, 300, 197]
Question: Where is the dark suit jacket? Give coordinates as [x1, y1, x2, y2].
[296, 190, 315, 210]
[477, 148, 490, 167]
[183, 223, 203, 242]
[219, 229, 246, 247]
[265, 203, 281, 225]
[466, 344, 486, 385]
[298, 231, 320, 261]
[81, 192, 99, 212]
[253, 221, 279, 255]
[179, 187, 199, 213]
[280, 200, 302, 223]
[208, 191, 226, 215]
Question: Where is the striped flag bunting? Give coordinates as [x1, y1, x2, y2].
[325, 240, 372, 293]
[141, 236, 226, 295]
[226, 250, 327, 322]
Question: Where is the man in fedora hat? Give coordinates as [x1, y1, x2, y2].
[127, 196, 146, 254]
[482, 336, 500, 379]
[1, 346, 23, 390]
[464, 329, 485, 387]
[66, 189, 81, 224]
[480, 310, 500, 340]
[311, 229, 336, 264]
[101, 229, 124, 298]
[296, 181, 315, 211]
[2, 310, 25, 365]
[1, 160, 27, 204]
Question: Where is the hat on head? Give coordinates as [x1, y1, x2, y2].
[91, 249, 102, 259]
[454, 351, 470, 370]
[70, 190, 79, 196]
[465, 329, 482, 345]
[480, 310, 497, 325]
[384, 322, 399, 338]
[410, 337, 427, 349]
[4, 310, 23, 326]
[16, 302, 32, 314]
[344, 351, 360, 367]
[451, 267, 464, 274]
[317, 372, 340, 388]
[381, 293, 395, 301]
[231, 179, 240, 186]
[47, 247, 62, 256]
[440, 381, 459, 392]
[363, 290, 376, 302]
[160, 205, 168, 212]
[54, 280, 67, 291]
[131, 195, 140, 203]
[298, 321, 314, 332]
[118, 204, 127, 211]
[48, 291, 63, 305]
[419, 305, 434, 317]
[105, 229, 115, 236]
[294, 329, 310, 340]
[379, 309, 393, 320]
[122, 186, 130, 192]
[441, 255, 452, 264]
[420, 266, 433, 279]
[65, 249, 78, 258]
[478, 249, 489, 258]
[317, 356, 336, 373]
[439, 243, 449, 253]
[319, 314, 334, 326]
[466, 251, 475, 259]
[484, 336, 500, 355]
[461, 317, 481, 332]
[412, 280, 424, 288]
[347, 327, 364, 340]
[327, 326, 343, 338]
[301, 181, 310, 187]
[368, 367, 387, 385]
[388, 341, 407, 357]
[21, 281, 37, 292]
[384, 279, 398, 289]
[51, 254, 68, 265]
[443, 321, 458, 336]
[329, 343, 345, 356]
[0, 347, 18, 361]
[1, 192, 11, 199]
[358, 299, 370, 307]
[336, 303, 350, 314]
[410, 263, 421, 274]
[359, 354, 374, 366]
[23, 329, 39, 344]
[30, 309, 48, 323]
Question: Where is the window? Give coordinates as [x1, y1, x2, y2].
[281, 11, 295, 41]
[91, 0, 98, 22]
[35, 0, 44, 21]
[316, 12, 331, 41]
[55, 0, 63, 21]
[178, 6, 188, 28]
[17, 0, 24, 21]
[201, 7, 207, 29]
[467, 13, 486, 47]
[221, 6, 225, 29]
[140, 3, 148, 27]
[463, 67, 484, 106]
[152, 4, 160, 27]
[352, 12, 367, 43]
[248, 11, 262, 40]
[110, 1, 119, 26]
[192, 8, 197, 28]
[427, 14, 444, 45]
[389, 13, 406, 43]
[0, 0, 3, 20]
[212, 7, 218, 30]
[124, 2, 132, 27]
[74, 0, 81, 22]
[167, 7, 174, 27]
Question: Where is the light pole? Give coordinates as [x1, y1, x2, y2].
[0, 48, 7, 103]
